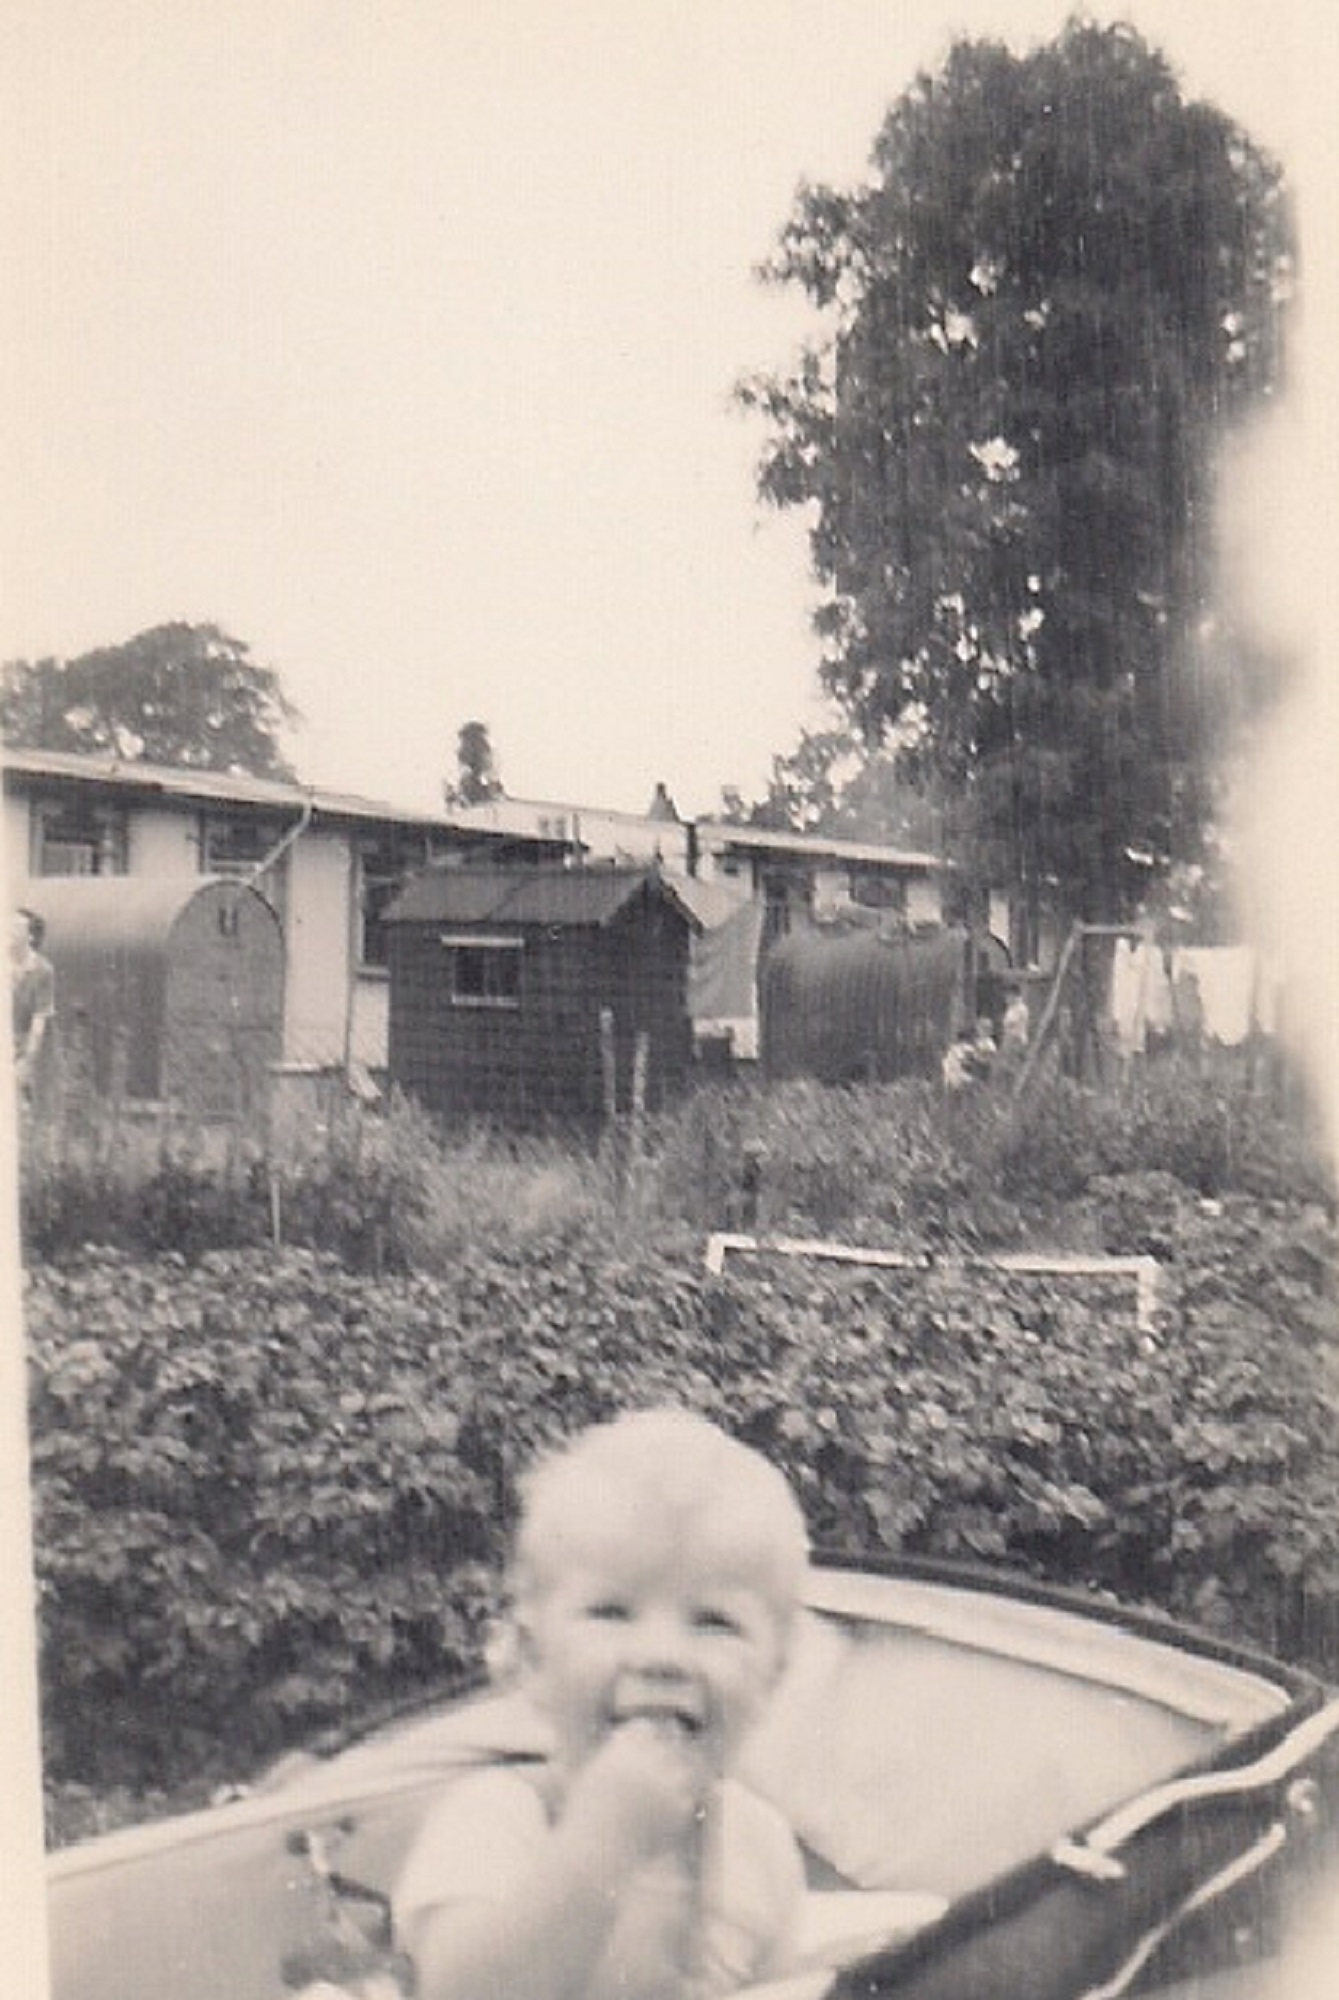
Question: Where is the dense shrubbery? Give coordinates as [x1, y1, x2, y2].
[29, 1201, 1338, 1816]
[26, 1241, 718, 1808]
[19, 1139, 269, 1265]
[20, 1055, 1337, 1838]
[995, 1057, 1331, 1206]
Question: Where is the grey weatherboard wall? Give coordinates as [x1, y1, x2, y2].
[384, 865, 699, 1128]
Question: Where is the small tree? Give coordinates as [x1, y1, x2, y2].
[749, 724, 946, 851]
[445, 720, 503, 806]
[1, 623, 299, 780]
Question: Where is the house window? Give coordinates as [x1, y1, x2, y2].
[761, 870, 794, 949]
[851, 871, 907, 913]
[201, 814, 289, 924]
[357, 833, 428, 971]
[30, 798, 128, 876]
[441, 933, 523, 1007]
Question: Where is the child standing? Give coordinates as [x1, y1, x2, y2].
[393, 1408, 810, 2000]
[12, 907, 55, 1114]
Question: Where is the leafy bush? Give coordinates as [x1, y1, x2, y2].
[639, 1078, 1027, 1247]
[723, 1230, 1339, 1667]
[19, 1124, 269, 1264]
[27, 1192, 1338, 1823]
[645, 1060, 1328, 1247]
[1084, 1057, 1332, 1201]
[26, 1240, 718, 1804]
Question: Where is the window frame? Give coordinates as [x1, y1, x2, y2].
[29, 796, 128, 876]
[439, 932, 524, 1009]
[356, 831, 432, 974]
[199, 812, 289, 923]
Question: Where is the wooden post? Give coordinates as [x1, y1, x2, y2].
[1012, 921, 1145, 1103]
[1012, 922, 1081, 1103]
[630, 1030, 648, 1168]
[739, 1140, 765, 1231]
[599, 1007, 617, 1125]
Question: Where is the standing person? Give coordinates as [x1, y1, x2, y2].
[996, 989, 1030, 1080]
[11, 907, 55, 1116]
[392, 1408, 809, 2000]
[1000, 990, 1030, 1056]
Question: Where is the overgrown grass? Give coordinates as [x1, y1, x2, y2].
[21, 1050, 1329, 1271]
[19, 1088, 618, 1271]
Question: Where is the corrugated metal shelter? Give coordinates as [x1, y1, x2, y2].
[385, 864, 701, 1128]
[21, 875, 284, 1117]
[761, 924, 969, 1084]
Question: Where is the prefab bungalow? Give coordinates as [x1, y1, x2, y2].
[1, 746, 548, 1083]
[692, 819, 946, 944]
[384, 864, 701, 1129]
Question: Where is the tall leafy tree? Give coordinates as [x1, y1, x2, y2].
[1, 622, 299, 780]
[740, 21, 1292, 936]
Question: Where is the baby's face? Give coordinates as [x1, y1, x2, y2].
[518, 1525, 788, 1781]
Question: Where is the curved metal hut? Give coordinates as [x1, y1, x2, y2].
[21, 875, 284, 1118]
[761, 924, 969, 1084]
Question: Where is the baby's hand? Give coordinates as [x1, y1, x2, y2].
[563, 1720, 706, 1870]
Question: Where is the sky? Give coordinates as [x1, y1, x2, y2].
[0, 0, 1321, 822]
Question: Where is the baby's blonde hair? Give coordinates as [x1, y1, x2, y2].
[511, 1408, 809, 1630]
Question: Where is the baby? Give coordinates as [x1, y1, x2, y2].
[394, 1408, 810, 2000]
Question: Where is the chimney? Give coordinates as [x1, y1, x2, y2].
[646, 781, 680, 823]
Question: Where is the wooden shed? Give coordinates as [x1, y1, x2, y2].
[385, 864, 700, 1128]
[22, 875, 284, 1118]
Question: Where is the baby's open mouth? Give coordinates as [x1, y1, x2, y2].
[611, 1699, 704, 1740]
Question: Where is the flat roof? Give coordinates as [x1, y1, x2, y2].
[695, 818, 943, 871]
[2, 745, 450, 830]
[445, 795, 941, 869]
[5, 750, 945, 869]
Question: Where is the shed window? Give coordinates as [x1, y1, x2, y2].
[30, 798, 127, 876]
[441, 933, 522, 1007]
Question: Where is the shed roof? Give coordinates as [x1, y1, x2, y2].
[385, 864, 701, 931]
